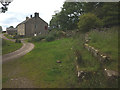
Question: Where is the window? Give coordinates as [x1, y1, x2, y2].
[45, 26, 48, 30]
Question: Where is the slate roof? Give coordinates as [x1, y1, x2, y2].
[16, 15, 48, 28]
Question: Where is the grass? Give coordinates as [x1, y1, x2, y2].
[72, 34, 101, 72]
[2, 28, 118, 88]
[88, 26, 119, 71]
[2, 39, 22, 55]
[3, 38, 79, 88]
[4, 34, 13, 39]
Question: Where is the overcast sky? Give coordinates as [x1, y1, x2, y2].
[0, 0, 65, 31]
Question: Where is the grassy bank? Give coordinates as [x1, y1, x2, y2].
[2, 27, 119, 88]
[3, 38, 79, 88]
[3, 34, 118, 88]
[88, 26, 119, 71]
[2, 39, 22, 55]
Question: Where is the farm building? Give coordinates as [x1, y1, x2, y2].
[6, 26, 17, 35]
[16, 12, 48, 37]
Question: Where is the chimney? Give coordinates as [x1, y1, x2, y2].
[30, 15, 32, 18]
[26, 17, 29, 20]
[34, 12, 39, 18]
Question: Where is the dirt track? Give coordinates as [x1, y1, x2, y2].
[2, 34, 34, 63]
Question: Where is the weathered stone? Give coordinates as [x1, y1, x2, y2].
[56, 60, 62, 63]
[104, 69, 119, 77]
[77, 71, 84, 78]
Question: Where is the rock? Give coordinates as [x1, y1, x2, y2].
[78, 71, 84, 77]
[56, 60, 62, 63]
[11, 78, 14, 81]
[60, 64, 62, 67]
[104, 69, 119, 77]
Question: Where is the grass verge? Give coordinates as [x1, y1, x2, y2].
[2, 39, 22, 55]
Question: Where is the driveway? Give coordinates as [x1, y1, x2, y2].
[2, 34, 34, 63]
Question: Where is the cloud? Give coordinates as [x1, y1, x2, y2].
[0, 0, 65, 30]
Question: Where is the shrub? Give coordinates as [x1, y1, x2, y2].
[30, 35, 46, 42]
[45, 35, 55, 42]
[78, 13, 102, 33]
[15, 39, 21, 43]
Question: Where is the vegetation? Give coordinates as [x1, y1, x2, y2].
[29, 30, 66, 42]
[4, 34, 13, 39]
[2, 2, 119, 88]
[50, 2, 119, 31]
[77, 13, 102, 32]
[15, 39, 21, 43]
[88, 26, 119, 71]
[3, 30, 118, 87]
[0, 26, 2, 31]
[2, 39, 22, 55]
[3, 38, 79, 88]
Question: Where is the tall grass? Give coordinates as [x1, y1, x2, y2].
[2, 39, 22, 55]
[89, 26, 119, 71]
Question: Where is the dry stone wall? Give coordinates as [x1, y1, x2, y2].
[84, 33, 119, 78]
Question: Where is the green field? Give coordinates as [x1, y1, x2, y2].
[3, 32, 118, 88]
[2, 39, 22, 55]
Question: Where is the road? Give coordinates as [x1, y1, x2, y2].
[2, 34, 34, 63]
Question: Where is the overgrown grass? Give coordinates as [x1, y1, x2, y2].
[72, 34, 101, 72]
[2, 29, 118, 88]
[3, 38, 79, 88]
[2, 39, 22, 55]
[88, 26, 119, 71]
[4, 34, 13, 39]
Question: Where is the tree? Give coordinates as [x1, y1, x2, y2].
[0, 26, 2, 31]
[78, 13, 102, 33]
[49, 2, 84, 31]
[101, 2, 119, 27]
[83, 2, 119, 27]
[50, 2, 119, 31]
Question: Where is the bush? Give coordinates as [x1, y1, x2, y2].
[30, 35, 46, 42]
[45, 35, 55, 42]
[78, 13, 102, 33]
[15, 39, 21, 43]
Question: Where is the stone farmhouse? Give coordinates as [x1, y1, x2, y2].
[16, 12, 48, 37]
[6, 26, 17, 35]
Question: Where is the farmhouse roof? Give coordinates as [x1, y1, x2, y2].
[16, 12, 48, 28]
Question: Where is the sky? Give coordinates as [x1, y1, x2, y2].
[0, 0, 65, 31]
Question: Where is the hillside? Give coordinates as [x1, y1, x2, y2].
[3, 26, 119, 88]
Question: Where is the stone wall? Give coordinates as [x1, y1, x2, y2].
[6, 28, 17, 35]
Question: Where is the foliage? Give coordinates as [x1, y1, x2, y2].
[50, 2, 84, 30]
[83, 2, 119, 27]
[89, 26, 119, 71]
[45, 35, 55, 42]
[30, 35, 46, 42]
[78, 13, 102, 32]
[4, 34, 13, 39]
[50, 2, 119, 31]
[15, 39, 21, 43]
[0, 26, 2, 31]
[13, 35, 25, 39]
